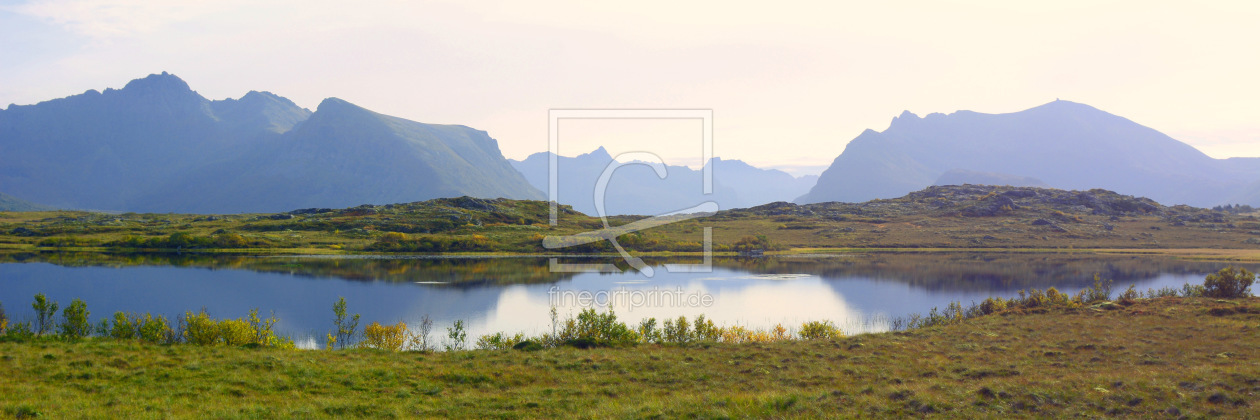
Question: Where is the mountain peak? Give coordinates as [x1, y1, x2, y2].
[580, 146, 612, 160]
[121, 72, 193, 93]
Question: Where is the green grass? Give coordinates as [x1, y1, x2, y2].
[2, 297, 1257, 418]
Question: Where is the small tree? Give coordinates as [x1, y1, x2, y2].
[332, 297, 360, 349]
[32, 294, 58, 335]
[1203, 266, 1255, 298]
[59, 298, 91, 339]
[445, 320, 467, 351]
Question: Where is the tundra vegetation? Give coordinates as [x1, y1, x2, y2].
[0, 269, 1256, 417]
[4, 185, 1260, 256]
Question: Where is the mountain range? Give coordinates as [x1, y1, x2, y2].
[797, 100, 1260, 207]
[0, 72, 542, 213]
[509, 148, 817, 216]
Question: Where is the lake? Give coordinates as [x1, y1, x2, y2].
[0, 252, 1252, 348]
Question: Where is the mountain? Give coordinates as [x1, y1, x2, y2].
[797, 100, 1260, 207]
[933, 169, 1047, 188]
[0, 73, 542, 213]
[510, 148, 816, 216]
[0, 192, 55, 212]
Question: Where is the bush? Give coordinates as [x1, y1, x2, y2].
[799, 320, 843, 340]
[1117, 284, 1140, 305]
[32, 294, 58, 335]
[446, 320, 468, 351]
[662, 316, 691, 344]
[2, 321, 35, 341]
[182, 309, 291, 348]
[1180, 283, 1205, 297]
[59, 298, 91, 339]
[693, 315, 721, 342]
[362, 322, 409, 351]
[979, 297, 1008, 315]
[1074, 275, 1113, 303]
[137, 314, 172, 344]
[556, 309, 639, 347]
[637, 318, 661, 344]
[1203, 267, 1255, 298]
[110, 312, 137, 340]
[0, 301, 7, 334]
[475, 331, 525, 350]
[183, 310, 221, 346]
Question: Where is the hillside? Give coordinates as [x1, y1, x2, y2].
[798, 100, 1260, 207]
[3, 185, 1259, 253]
[0, 192, 55, 212]
[0, 73, 542, 213]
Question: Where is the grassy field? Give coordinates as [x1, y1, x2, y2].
[1, 296, 1257, 418]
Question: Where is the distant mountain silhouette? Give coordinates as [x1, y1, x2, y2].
[0, 192, 54, 212]
[797, 100, 1260, 207]
[510, 148, 816, 216]
[0, 73, 542, 213]
[933, 169, 1047, 188]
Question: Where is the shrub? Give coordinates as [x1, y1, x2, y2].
[219, 319, 255, 346]
[331, 297, 360, 349]
[1181, 283, 1206, 297]
[32, 294, 58, 335]
[663, 316, 691, 344]
[446, 320, 468, 351]
[557, 309, 639, 347]
[637, 317, 661, 344]
[362, 321, 409, 351]
[799, 320, 843, 340]
[1203, 266, 1255, 298]
[408, 315, 435, 352]
[137, 314, 172, 344]
[183, 310, 221, 346]
[1117, 284, 1140, 305]
[0, 301, 7, 334]
[979, 297, 1008, 315]
[59, 298, 91, 339]
[247, 308, 291, 348]
[475, 331, 525, 351]
[3, 321, 35, 341]
[693, 315, 721, 342]
[1074, 275, 1113, 303]
[1146, 286, 1180, 298]
[110, 311, 137, 340]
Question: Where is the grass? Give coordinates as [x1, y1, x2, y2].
[1, 297, 1257, 418]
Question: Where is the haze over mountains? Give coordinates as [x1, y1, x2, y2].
[798, 100, 1260, 207]
[509, 148, 817, 216]
[0, 73, 542, 213]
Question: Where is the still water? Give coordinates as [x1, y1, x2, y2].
[0, 252, 1251, 347]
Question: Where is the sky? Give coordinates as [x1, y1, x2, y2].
[1, 1, 1258, 177]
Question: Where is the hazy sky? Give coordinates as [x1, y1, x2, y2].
[2, 1, 1258, 176]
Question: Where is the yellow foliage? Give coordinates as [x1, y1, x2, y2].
[360, 321, 409, 351]
[379, 232, 408, 243]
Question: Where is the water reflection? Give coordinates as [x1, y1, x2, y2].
[0, 252, 1252, 344]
